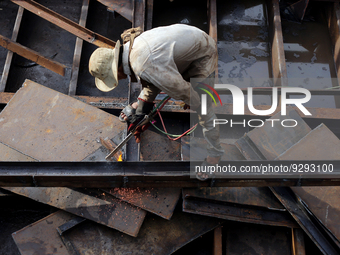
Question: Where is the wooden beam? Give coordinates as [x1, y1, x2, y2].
[68, 0, 90, 96]
[208, 0, 218, 79]
[213, 227, 223, 255]
[292, 228, 306, 255]
[11, 0, 116, 49]
[0, 34, 66, 76]
[0, 6, 24, 92]
[267, 0, 288, 87]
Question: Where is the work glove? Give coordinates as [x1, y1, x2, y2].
[128, 99, 154, 143]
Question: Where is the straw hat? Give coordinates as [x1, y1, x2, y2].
[88, 40, 121, 92]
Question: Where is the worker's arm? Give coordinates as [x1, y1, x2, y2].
[137, 60, 201, 109]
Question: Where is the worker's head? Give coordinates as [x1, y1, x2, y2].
[88, 40, 121, 92]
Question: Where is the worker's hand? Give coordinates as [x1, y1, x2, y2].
[128, 121, 151, 143]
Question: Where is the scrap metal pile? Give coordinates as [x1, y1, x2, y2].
[1, 0, 340, 254]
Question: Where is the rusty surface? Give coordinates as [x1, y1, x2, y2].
[182, 187, 285, 210]
[181, 136, 246, 161]
[267, 0, 288, 85]
[11, 0, 116, 49]
[97, 0, 133, 22]
[271, 187, 340, 255]
[133, 0, 146, 29]
[103, 187, 181, 219]
[183, 196, 298, 228]
[146, 0, 153, 30]
[3, 187, 146, 237]
[0, 6, 24, 92]
[64, 211, 223, 255]
[238, 108, 311, 160]
[0, 80, 125, 161]
[213, 226, 222, 255]
[68, 0, 89, 96]
[226, 221, 291, 255]
[0, 33, 66, 76]
[12, 210, 73, 255]
[0, 142, 36, 161]
[140, 129, 182, 161]
[292, 228, 306, 255]
[276, 124, 340, 244]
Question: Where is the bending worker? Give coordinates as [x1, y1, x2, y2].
[89, 24, 224, 180]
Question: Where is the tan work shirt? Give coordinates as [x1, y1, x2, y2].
[122, 24, 217, 108]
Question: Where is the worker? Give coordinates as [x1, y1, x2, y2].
[88, 24, 224, 180]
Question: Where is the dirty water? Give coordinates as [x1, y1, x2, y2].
[217, 0, 272, 106]
[282, 12, 340, 108]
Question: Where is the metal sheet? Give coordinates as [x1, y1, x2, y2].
[141, 129, 182, 161]
[226, 221, 291, 255]
[3, 187, 146, 237]
[0, 80, 126, 161]
[103, 187, 181, 219]
[243, 108, 311, 160]
[12, 210, 74, 255]
[182, 187, 285, 210]
[183, 197, 298, 228]
[0, 142, 36, 161]
[277, 124, 340, 244]
[64, 211, 223, 255]
[181, 136, 246, 161]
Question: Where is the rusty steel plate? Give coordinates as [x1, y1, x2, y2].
[237, 108, 311, 160]
[103, 187, 181, 220]
[12, 211, 74, 255]
[226, 221, 291, 255]
[181, 136, 246, 161]
[182, 187, 285, 210]
[63, 211, 223, 255]
[4, 187, 146, 237]
[0, 142, 36, 161]
[0, 80, 125, 161]
[140, 129, 182, 161]
[183, 197, 298, 228]
[277, 123, 340, 243]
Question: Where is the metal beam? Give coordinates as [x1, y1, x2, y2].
[0, 6, 24, 92]
[68, 0, 90, 96]
[145, 0, 153, 30]
[0, 34, 66, 76]
[271, 187, 340, 255]
[11, 0, 116, 49]
[0, 161, 340, 187]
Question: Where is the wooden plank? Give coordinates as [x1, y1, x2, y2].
[208, 0, 218, 79]
[292, 228, 306, 255]
[0, 34, 66, 76]
[267, 0, 288, 87]
[213, 227, 223, 255]
[11, 0, 116, 49]
[68, 0, 89, 96]
[0, 6, 24, 92]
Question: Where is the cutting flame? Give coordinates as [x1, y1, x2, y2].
[117, 152, 123, 162]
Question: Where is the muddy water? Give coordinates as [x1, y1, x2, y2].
[217, 0, 272, 105]
[282, 15, 340, 108]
